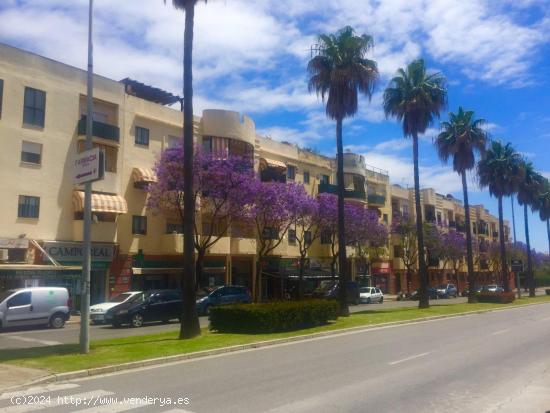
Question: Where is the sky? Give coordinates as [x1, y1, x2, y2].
[1, 0, 549, 252]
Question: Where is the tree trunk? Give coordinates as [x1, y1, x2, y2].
[524, 204, 535, 297]
[336, 117, 349, 316]
[412, 132, 429, 309]
[497, 196, 509, 292]
[255, 259, 262, 303]
[331, 259, 336, 281]
[462, 171, 476, 303]
[195, 249, 205, 293]
[547, 219, 550, 255]
[179, 2, 200, 339]
[298, 256, 305, 300]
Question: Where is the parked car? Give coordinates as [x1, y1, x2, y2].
[0, 287, 70, 330]
[312, 281, 360, 305]
[461, 286, 483, 296]
[196, 285, 252, 316]
[481, 285, 504, 293]
[89, 291, 143, 324]
[435, 284, 458, 299]
[359, 287, 384, 304]
[410, 287, 439, 300]
[105, 289, 181, 328]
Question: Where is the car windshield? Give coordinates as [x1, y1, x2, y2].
[110, 293, 135, 303]
[0, 289, 15, 303]
[359, 287, 371, 293]
[436, 285, 447, 289]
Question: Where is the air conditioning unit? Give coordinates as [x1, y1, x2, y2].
[0, 249, 9, 262]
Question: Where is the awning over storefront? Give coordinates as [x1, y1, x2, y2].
[260, 158, 287, 170]
[73, 191, 128, 214]
[132, 267, 182, 275]
[132, 167, 157, 184]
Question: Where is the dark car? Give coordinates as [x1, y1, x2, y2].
[480, 284, 504, 293]
[312, 280, 360, 305]
[462, 286, 483, 297]
[435, 284, 458, 299]
[196, 285, 252, 316]
[105, 289, 181, 328]
[410, 287, 439, 300]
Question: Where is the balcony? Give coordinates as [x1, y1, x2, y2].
[78, 116, 120, 142]
[230, 238, 257, 255]
[368, 193, 386, 206]
[318, 183, 366, 200]
[206, 236, 230, 255]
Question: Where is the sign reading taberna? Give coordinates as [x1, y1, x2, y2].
[74, 147, 105, 185]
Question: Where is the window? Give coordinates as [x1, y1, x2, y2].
[202, 136, 212, 152]
[166, 222, 183, 234]
[18, 196, 40, 218]
[0, 79, 3, 118]
[321, 230, 332, 244]
[168, 135, 181, 149]
[77, 141, 117, 173]
[288, 229, 296, 245]
[21, 141, 42, 165]
[303, 171, 310, 184]
[320, 175, 330, 185]
[287, 165, 296, 180]
[393, 245, 403, 258]
[23, 87, 46, 127]
[304, 230, 312, 246]
[7, 292, 31, 308]
[132, 215, 147, 235]
[135, 126, 149, 146]
[262, 227, 279, 240]
[383, 214, 388, 224]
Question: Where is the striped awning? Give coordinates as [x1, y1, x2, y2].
[132, 167, 157, 184]
[260, 158, 287, 170]
[73, 191, 128, 214]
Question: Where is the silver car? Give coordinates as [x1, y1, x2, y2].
[0, 287, 70, 329]
[359, 287, 384, 304]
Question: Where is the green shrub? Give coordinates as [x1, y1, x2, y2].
[535, 273, 550, 287]
[477, 291, 515, 304]
[209, 300, 339, 333]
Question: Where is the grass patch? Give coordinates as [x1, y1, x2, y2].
[2, 295, 549, 373]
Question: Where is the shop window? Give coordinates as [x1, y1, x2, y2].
[288, 229, 296, 245]
[21, 141, 42, 165]
[287, 165, 296, 180]
[135, 126, 149, 146]
[303, 171, 310, 184]
[23, 87, 46, 127]
[18, 195, 40, 218]
[132, 215, 147, 235]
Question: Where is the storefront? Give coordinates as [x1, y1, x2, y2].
[41, 241, 116, 305]
[371, 261, 392, 293]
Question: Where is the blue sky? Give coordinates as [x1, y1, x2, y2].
[1, 0, 549, 251]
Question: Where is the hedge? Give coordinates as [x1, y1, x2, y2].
[209, 300, 339, 333]
[477, 291, 515, 304]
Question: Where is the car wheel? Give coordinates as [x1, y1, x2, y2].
[49, 313, 66, 329]
[131, 313, 144, 328]
[366, 298, 371, 304]
[112, 321, 121, 328]
[379, 297, 384, 303]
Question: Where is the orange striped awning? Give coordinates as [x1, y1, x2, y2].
[259, 158, 287, 170]
[132, 167, 157, 184]
[73, 191, 128, 214]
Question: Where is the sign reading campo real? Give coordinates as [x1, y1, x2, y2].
[74, 147, 105, 185]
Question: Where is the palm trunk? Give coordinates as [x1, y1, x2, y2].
[462, 171, 476, 303]
[547, 219, 550, 255]
[524, 204, 535, 297]
[298, 256, 305, 300]
[180, 2, 200, 339]
[497, 196, 509, 292]
[336, 117, 349, 316]
[412, 132, 429, 309]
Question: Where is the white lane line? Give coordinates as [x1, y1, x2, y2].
[491, 329, 510, 336]
[6, 336, 62, 346]
[388, 352, 430, 366]
[0, 383, 80, 400]
[539, 316, 550, 322]
[161, 410, 196, 413]
[3, 390, 113, 413]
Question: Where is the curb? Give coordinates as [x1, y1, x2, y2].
[10, 299, 550, 390]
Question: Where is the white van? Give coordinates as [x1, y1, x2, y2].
[0, 287, 70, 329]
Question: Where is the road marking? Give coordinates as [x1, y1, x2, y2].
[161, 410, 196, 413]
[0, 384, 80, 400]
[3, 390, 113, 413]
[539, 316, 550, 322]
[491, 329, 510, 336]
[76, 400, 149, 413]
[6, 336, 62, 346]
[388, 352, 430, 366]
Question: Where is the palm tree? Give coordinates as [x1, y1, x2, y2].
[383, 59, 447, 309]
[538, 179, 550, 254]
[516, 159, 544, 297]
[308, 26, 378, 315]
[165, 0, 207, 339]
[435, 107, 487, 303]
[477, 141, 523, 292]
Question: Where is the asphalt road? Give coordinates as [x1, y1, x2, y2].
[0, 297, 468, 350]
[1, 302, 549, 413]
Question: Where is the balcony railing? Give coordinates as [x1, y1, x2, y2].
[78, 116, 120, 142]
[318, 183, 366, 200]
[367, 193, 386, 205]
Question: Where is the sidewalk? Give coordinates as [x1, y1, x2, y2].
[0, 364, 49, 393]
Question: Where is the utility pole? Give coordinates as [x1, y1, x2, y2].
[80, 0, 94, 354]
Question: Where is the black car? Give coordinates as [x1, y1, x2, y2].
[312, 280, 360, 305]
[196, 285, 252, 316]
[410, 287, 439, 300]
[105, 289, 182, 328]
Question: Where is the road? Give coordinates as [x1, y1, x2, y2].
[1, 302, 549, 412]
[0, 297, 468, 350]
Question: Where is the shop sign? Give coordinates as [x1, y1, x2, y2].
[43, 242, 115, 263]
[0, 238, 29, 249]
